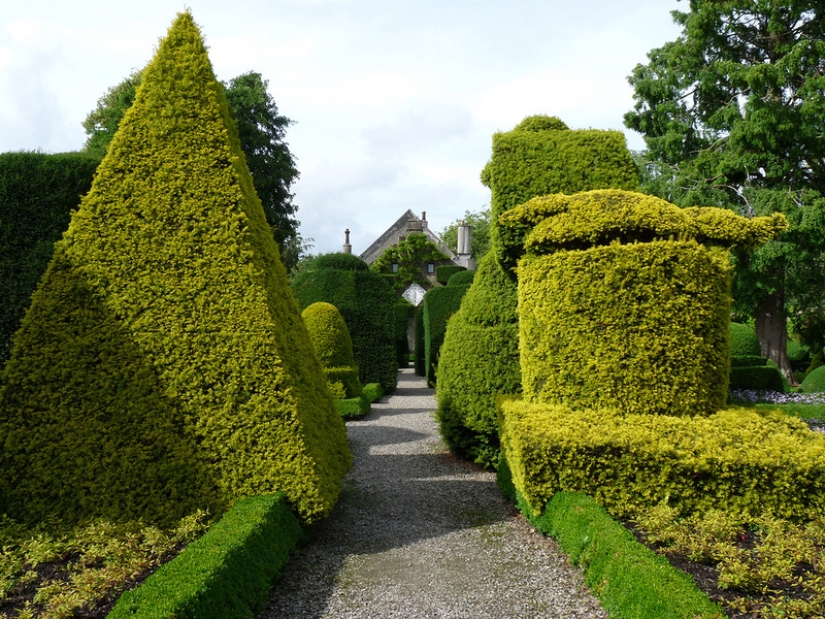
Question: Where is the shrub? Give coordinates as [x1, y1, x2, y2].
[421, 285, 470, 386]
[302, 302, 356, 369]
[447, 269, 475, 287]
[730, 365, 784, 391]
[395, 299, 414, 368]
[0, 11, 350, 526]
[302, 302, 362, 398]
[108, 494, 300, 619]
[496, 473, 723, 619]
[730, 355, 768, 367]
[730, 322, 761, 357]
[361, 382, 384, 403]
[505, 190, 784, 416]
[436, 117, 639, 468]
[337, 394, 371, 419]
[0, 151, 100, 366]
[414, 305, 426, 376]
[801, 365, 825, 393]
[435, 265, 465, 285]
[312, 252, 369, 271]
[498, 398, 825, 521]
[291, 254, 398, 392]
[371, 233, 449, 294]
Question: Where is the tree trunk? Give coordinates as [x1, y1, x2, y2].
[755, 290, 796, 386]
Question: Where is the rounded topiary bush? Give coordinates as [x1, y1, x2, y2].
[302, 302, 361, 399]
[302, 302, 355, 369]
[291, 254, 398, 392]
[801, 365, 825, 393]
[730, 322, 761, 357]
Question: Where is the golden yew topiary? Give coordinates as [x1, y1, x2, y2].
[0, 11, 350, 525]
[302, 302, 362, 398]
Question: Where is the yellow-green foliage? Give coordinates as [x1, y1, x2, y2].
[498, 398, 825, 521]
[519, 240, 733, 415]
[500, 189, 788, 259]
[301, 302, 357, 369]
[512, 190, 785, 415]
[0, 11, 350, 526]
[436, 117, 639, 468]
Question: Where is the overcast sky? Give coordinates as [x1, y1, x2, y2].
[0, 0, 684, 256]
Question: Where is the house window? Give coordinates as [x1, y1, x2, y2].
[391, 263, 399, 273]
[427, 262, 435, 274]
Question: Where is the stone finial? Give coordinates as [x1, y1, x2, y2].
[343, 228, 352, 254]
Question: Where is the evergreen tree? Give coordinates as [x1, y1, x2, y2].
[625, 1, 825, 382]
[0, 11, 350, 525]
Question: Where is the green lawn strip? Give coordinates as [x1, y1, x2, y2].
[754, 402, 825, 420]
[497, 461, 724, 619]
[107, 493, 300, 619]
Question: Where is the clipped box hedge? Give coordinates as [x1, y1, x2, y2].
[498, 397, 825, 521]
[108, 494, 300, 619]
[497, 467, 723, 619]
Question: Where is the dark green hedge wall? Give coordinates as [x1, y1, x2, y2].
[291, 254, 398, 392]
[0, 12, 350, 526]
[414, 305, 426, 376]
[435, 116, 639, 467]
[0, 151, 100, 366]
[395, 299, 414, 368]
[447, 270, 475, 287]
[421, 285, 470, 386]
[435, 265, 465, 285]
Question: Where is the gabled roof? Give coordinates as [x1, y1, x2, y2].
[359, 209, 457, 265]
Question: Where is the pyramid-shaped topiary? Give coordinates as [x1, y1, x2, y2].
[0, 11, 350, 526]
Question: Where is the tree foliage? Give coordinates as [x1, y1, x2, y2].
[82, 69, 304, 269]
[371, 233, 449, 294]
[439, 207, 491, 260]
[625, 0, 825, 381]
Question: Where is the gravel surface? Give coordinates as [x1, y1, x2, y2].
[258, 368, 607, 619]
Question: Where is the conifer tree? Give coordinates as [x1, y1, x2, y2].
[0, 11, 350, 525]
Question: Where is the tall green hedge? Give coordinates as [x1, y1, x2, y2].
[291, 254, 398, 392]
[435, 116, 639, 467]
[414, 304, 426, 376]
[421, 284, 470, 386]
[0, 151, 100, 366]
[0, 11, 350, 526]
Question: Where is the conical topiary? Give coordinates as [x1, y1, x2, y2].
[302, 302, 362, 398]
[0, 11, 350, 525]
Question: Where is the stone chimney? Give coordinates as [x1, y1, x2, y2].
[343, 228, 352, 254]
[457, 220, 475, 269]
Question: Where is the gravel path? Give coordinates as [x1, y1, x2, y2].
[258, 368, 607, 619]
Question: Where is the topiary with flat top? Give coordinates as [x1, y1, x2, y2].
[0, 10, 350, 526]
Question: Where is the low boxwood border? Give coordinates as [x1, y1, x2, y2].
[107, 493, 301, 619]
[497, 460, 724, 619]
